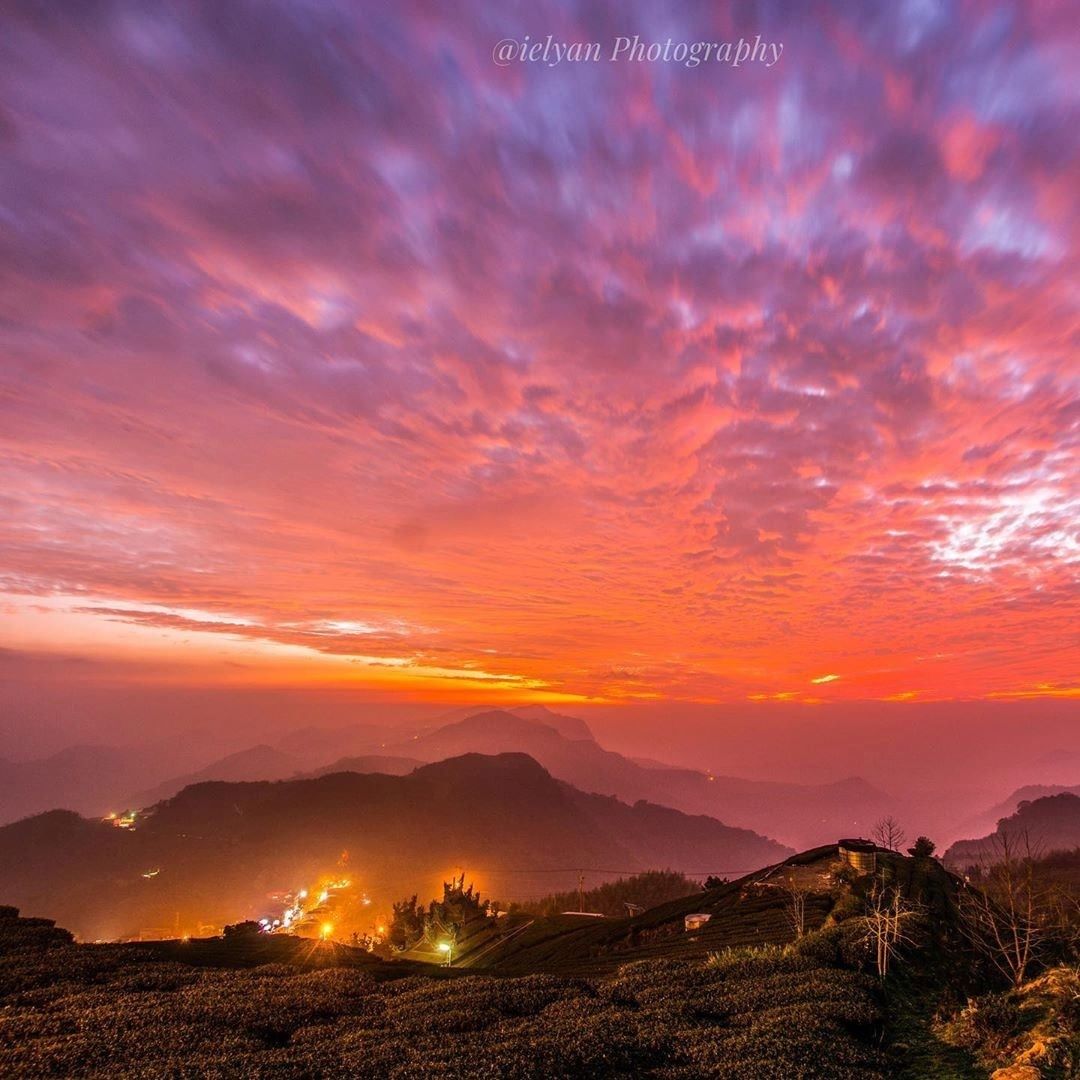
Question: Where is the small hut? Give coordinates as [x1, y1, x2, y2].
[838, 838, 877, 874]
[684, 913, 712, 932]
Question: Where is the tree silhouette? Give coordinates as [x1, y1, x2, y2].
[872, 816, 906, 852]
[907, 836, 936, 859]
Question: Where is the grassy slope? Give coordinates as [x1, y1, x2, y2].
[480, 848, 838, 975]
[886, 971, 987, 1079]
[478, 846, 997, 1076]
[855, 851, 989, 1078]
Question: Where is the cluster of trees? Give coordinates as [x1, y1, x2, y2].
[388, 874, 490, 951]
[515, 870, 701, 918]
[223, 920, 264, 939]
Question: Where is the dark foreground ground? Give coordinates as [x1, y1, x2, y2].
[8, 842, 1071, 1079]
[0, 906, 886, 1079]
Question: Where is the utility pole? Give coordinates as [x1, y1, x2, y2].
[578, 872, 585, 913]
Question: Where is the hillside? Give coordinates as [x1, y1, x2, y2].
[385, 709, 893, 849]
[945, 792, 1080, 868]
[131, 746, 422, 812]
[0, 845, 987, 1078]
[988, 783, 1080, 821]
[0, 753, 788, 941]
[0, 903, 889, 1078]
[953, 782, 1080, 844]
[472, 845, 963, 978]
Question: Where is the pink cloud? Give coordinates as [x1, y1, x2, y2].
[0, 0, 1076, 706]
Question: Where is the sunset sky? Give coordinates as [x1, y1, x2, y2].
[1, 0, 1077, 714]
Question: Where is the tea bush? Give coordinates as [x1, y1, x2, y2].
[0, 910, 886, 1078]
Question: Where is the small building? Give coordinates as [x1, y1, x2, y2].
[838, 839, 878, 874]
[684, 913, 712, 932]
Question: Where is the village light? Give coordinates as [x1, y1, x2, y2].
[437, 941, 453, 965]
[321, 923, 333, 939]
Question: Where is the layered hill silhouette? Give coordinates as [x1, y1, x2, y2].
[945, 791, 1080, 868]
[0, 722, 391, 825]
[128, 748, 423, 806]
[126, 708, 589, 811]
[2, 707, 892, 850]
[0, 744, 186, 826]
[954, 782, 1080, 844]
[0, 752, 789, 941]
[303, 754, 423, 779]
[427, 703, 595, 742]
[379, 709, 893, 849]
[126, 744, 306, 807]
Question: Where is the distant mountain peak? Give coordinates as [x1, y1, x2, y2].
[411, 751, 556, 786]
[426, 704, 594, 743]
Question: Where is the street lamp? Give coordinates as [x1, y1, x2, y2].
[437, 940, 453, 965]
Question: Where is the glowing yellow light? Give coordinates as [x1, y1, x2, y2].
[810, 674, 839, 684]
[437, 941, 451, 952]
[321, 923, 334, 939]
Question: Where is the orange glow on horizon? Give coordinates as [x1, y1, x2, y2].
[1, 588, 1074, 706]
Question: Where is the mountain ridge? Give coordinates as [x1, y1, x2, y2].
[0, 751, 790, 941]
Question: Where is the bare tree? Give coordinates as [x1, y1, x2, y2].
[958, 830, 1045, 988]
[781, 872, 808, 939]
[872, 816, 906, 852]
[864, 883, 920, 980]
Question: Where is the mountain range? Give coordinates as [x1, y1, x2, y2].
[374, 708, 894, 849]
[0, 706, 894, 849]
[0, 752, 789, 941]
[0, 722, 391, 825]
